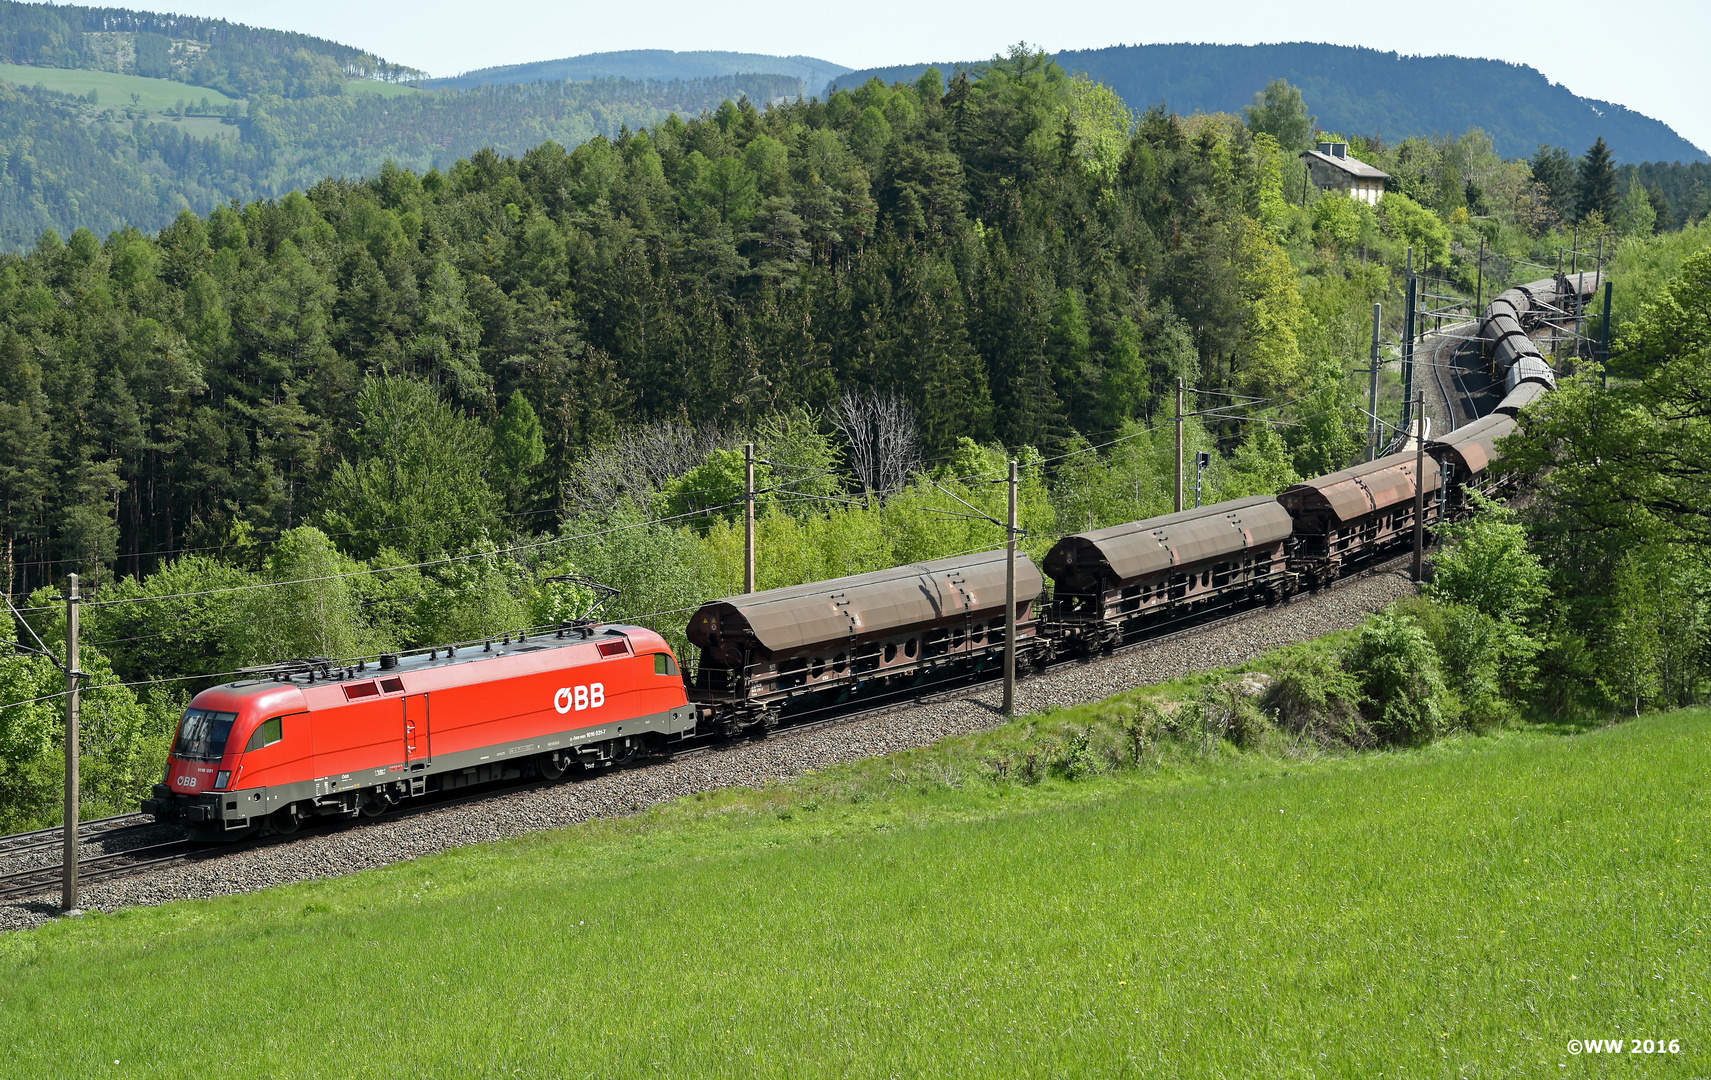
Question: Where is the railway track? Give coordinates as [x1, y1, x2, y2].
[1420, 322, 1484, 434]
[0, 839, 203, 902]
[0, 812, 151, 861]
[0, 550, 1418, 910]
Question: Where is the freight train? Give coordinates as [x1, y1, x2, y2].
[142, 273, 1593, 840]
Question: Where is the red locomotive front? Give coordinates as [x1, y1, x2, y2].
[143, 625, 696, 840]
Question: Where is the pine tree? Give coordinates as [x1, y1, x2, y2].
[1529, 145, 1576, 223]
[1576, 137, 1618, 223]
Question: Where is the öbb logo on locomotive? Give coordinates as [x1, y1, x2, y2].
[553, 683, 605, 714]
[138, 272, 1588, 842]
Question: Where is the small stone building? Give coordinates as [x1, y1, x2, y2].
[1299, 143, 1389, 205]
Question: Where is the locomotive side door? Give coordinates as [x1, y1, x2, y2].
[404, 694, 431, 763]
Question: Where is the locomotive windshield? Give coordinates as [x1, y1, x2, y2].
[172, 709, 239, 761]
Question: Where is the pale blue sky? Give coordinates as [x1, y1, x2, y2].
[173, 0, 1710, 154]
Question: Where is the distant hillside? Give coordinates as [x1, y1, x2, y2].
[835, 43, 1707, 164]
[0, 72, 800, 249]
[0, 0, 423, 95]
[430, 50, 849, 95]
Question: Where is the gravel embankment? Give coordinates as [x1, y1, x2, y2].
[0, 566, 1416, 933]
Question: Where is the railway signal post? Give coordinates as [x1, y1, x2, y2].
[1004, 459, 1017, 717]
[743, 442, 755, 594]
[62, 573, 80, 914]
[1411, 395, 1427, 583]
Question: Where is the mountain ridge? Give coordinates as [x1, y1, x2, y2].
[832, 43, 1706, 164]
[428, 49, 850, 94]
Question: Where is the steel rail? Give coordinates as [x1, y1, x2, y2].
[0, 839, 203, 901]
[0, 813, 153, 860]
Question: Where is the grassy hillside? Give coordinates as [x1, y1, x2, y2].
[429, 48, 849, 94]
[2, 692, 1703, 1076]
[0, 0, 421, 94]
[835, 43, 1707, 164]
[0, 60, 238, 109]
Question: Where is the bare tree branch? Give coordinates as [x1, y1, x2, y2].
[832, 388, 923, 499]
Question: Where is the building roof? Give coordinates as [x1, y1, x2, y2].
[1300, 145, 1390, 180]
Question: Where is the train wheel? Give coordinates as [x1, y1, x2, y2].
[271, 805, 301, 835]
[538, 754, 565, 781]
[359, 793, 388, 818]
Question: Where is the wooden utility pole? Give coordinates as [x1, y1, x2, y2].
[743, 442, 755, 594]
[1411, 397, 1428, 584]
[1173, 378, 1184, 514]
[1474, 236, 1485, 323]
[1003, 459, 1017, 717]
[1367, 302, 1382, 461]
[62, 573, 80, 914]
[1584, 236, 1603, 361]
[1600, 280, 1614, 389]
[1401, 264, 1417, 439]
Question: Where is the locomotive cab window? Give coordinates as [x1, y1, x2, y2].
[172, 709, 238, 762]
[244, 716, 283, 753]
[653, 653, 679, 676]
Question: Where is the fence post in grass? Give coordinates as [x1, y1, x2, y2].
[62, 572, 80, 915]
[1411, 396, 1427, 584]
[1004, 458, 1017, 718]
[743, 442, 755, 595]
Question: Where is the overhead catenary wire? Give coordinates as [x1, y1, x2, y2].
[13, 357, 1421, 620]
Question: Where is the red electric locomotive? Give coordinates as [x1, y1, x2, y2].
[142, 625, 697, 840]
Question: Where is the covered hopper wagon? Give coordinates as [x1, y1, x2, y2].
[1042, 495, 1296, 652]
[686, 549, 1046, 732]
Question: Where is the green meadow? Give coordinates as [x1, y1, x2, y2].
[0, 63, 239, 111]
[0, 697, 1704, 1078]
[343, 78, 424, 98]
[0, 64, 418, 110]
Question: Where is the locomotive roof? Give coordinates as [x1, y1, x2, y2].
[199, 624, 666, 701]
[1042, 495, 1293, 585]
[1427, 412, 1517, 476]
[687, 549, 1044, 655]
[1280, 450, 1440, 524]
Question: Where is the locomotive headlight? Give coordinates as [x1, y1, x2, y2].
[214, 770, 231, 790]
